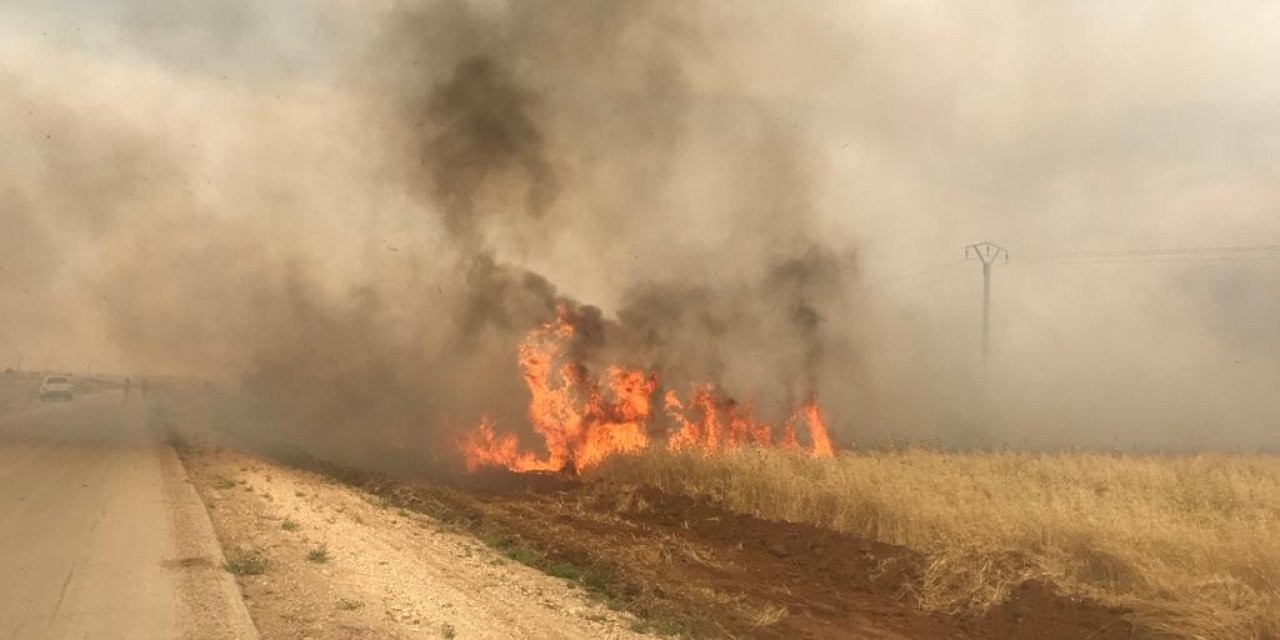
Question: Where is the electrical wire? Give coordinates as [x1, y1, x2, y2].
[859, 259, 966, 291]
[1016, 243, 1280, 264]
[862, 243, 1280, 290]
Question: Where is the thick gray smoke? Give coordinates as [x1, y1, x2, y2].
[420, 55, 559, 242]
[1, 1, 858, 470]
[3, 1, 1279, 461]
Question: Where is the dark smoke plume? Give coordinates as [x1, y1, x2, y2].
[2, 1, 861, 473]
[7, 1, 1280, 457]
[422, 56, 559, 242]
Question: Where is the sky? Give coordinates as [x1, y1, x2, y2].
[3, 1, 1279, 450]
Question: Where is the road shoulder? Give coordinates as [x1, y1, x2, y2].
[181, 448, 647, 640]
[159, 445, 261, 640]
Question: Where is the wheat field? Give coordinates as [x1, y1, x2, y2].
[594, 448, 1280, 639]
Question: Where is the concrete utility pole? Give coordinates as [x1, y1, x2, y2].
[965, 242, 1009, 372]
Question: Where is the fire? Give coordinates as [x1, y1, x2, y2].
[461, 306, 837, 474]
[462, 307, 655, 474]
[665, 387, 833, 456]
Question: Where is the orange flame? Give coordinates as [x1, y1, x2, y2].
[802, 398, 835, 458]
[664, 387, 833, 458]
[462, 306, 837, 473]
[462, 306, 655, 474]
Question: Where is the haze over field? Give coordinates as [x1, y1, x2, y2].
[3, 0, 1279, 457]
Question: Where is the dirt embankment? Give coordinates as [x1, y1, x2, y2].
[286, 461, 1156, 640]
[162, 387, 1154, 639]
[182, 448, 648, 640]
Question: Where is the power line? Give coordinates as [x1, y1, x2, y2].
[1016, 254, 1280, 266]
[1018, 243, 1280, 265]
[1064, 243, 1280, 257]
[858, 242, 1280, 291]
[859, 259, 966, 291]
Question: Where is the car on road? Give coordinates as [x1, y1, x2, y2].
[39, 375, 74, 401]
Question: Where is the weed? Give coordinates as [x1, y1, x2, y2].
[548, 561, 582, 581]
[581, 568, 612, 592]
[281, 518, 299, 532]
[440, 622, 457, 639]
[479, 532, 511, 549]
[644, 616, 692, 637]
[307, 546, 329, 563]
[223, 548, 269, 576]
[748, 603, 789, 628]
[337, 598, 363, 611]
[505, 546, 543, 566]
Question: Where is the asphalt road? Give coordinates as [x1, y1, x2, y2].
[0, 392, 258, 640]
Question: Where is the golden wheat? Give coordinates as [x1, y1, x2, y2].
[593, 448, 1280, 639]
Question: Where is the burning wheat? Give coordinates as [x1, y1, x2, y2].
[461, 306, 835, 474]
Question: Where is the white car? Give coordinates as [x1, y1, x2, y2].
[39, 375, 74, 401]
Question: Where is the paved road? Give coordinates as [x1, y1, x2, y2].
[0, 393, 258, 640]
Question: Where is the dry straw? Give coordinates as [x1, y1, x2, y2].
[596, 448, 1280, 639]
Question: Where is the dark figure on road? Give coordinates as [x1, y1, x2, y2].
[123, 378, 132, 402]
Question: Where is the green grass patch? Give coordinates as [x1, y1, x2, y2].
[478, 532, 511, 549]
[504, 546, 543, 566]
[548, 561, 583, 581]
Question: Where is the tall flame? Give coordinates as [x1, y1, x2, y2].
[462, 306, 837, 474]
[665, 387, 832, 456]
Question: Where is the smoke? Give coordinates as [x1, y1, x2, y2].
[0, 0, 858, 470]
[420, 56, 559, 242]
[3, 1, 1280, 462]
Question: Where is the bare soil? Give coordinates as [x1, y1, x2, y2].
[294, 463, 1160, 640]
[164, 379, 1157, 640]
[183, 449, 648, 640]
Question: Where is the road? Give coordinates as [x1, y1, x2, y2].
[0, 392, 258, 640]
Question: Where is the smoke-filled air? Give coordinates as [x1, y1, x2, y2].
[4, 0, 1280, 471]
[7, 3, 1280, 639]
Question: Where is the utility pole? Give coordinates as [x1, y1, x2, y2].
[965, 242, 1009, 373]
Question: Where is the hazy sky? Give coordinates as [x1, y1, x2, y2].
[3, 1, 1278, 449]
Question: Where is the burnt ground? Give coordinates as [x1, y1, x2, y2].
[277, 457, 1159, 640]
